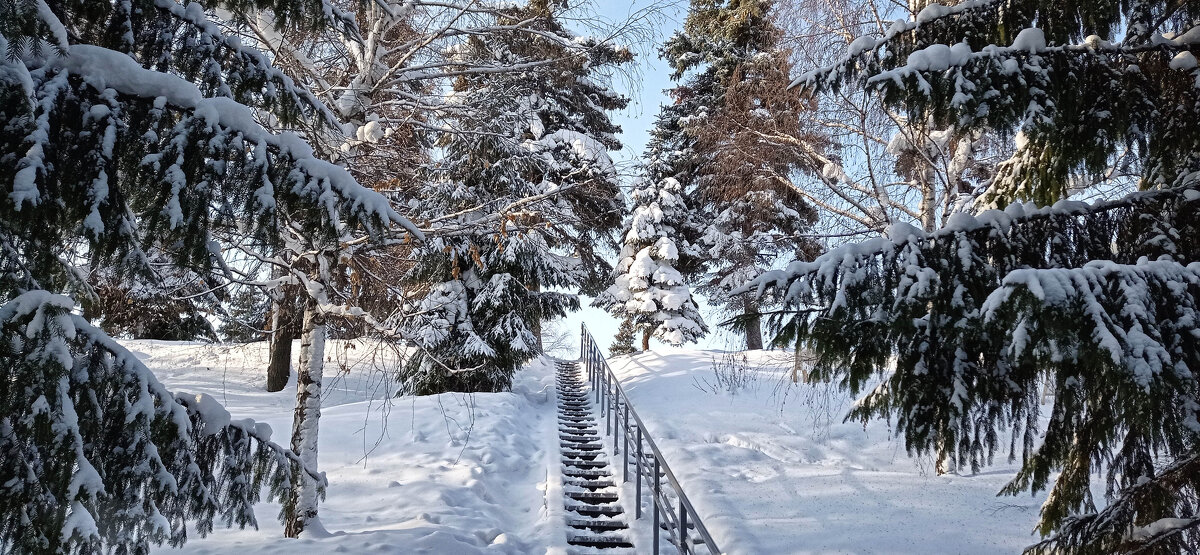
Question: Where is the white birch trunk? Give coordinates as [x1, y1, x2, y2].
[284, 297, 326, 537]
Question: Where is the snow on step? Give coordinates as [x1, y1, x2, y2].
[554, 360, 635, 553]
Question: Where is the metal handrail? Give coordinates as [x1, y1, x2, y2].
[580, 324, 722, 555]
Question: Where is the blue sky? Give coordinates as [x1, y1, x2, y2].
[552, 1, 748, 357]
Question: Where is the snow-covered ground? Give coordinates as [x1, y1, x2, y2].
[606, 348, 1050, 555]
[133, 340, 1051, 554]
[134, 340, 569, 554]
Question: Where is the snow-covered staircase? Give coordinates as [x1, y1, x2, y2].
[555, 360, 635, 553]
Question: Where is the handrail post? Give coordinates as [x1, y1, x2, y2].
[636, 427, 643, 519]
[612, 389, 618, 452]
[623, 401, 630, 482]
[605, 372, 611, 433]
[679, 499, 688, 554]
[653, 457, 661, 553]
[601, 368, 606, 416]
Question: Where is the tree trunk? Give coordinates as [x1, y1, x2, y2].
[743, 297, 763, 351]
[792, 339, 801, 383]
[284, 298, 326, 538]
[919, 169, 937, 232]
[528, 281, 543, 352]
[530, 312, 544, 354]
[641, 326, 651, 352]
[266, 294, 298, 393]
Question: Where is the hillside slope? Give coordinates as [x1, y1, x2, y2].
[607, 348, 1050, 554]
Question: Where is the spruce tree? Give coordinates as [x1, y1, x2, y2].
[594, 175, 708, 352]
[397, 0, 631, 394]
[595, 179, 708, 352]
[659, 0, 823, 349]
[608, 319, 640, 357]
[0, 1, 416, 551]
[751, 0, 1200, 550]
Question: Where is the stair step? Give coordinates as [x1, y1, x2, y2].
[562, 442, 603, 451]
[564, 478, 615, 489]
[567, 534, 634, 549]
[561, 441, 602, 449]
[566, 491, 620, 503]
[567, 519, 628, 531]
[567, 505, 625, 517]
[562, 443, 601, 450]
[563, 462, 609, 472]
[562, 468, 611, 478]
[560, 435, 601, 442]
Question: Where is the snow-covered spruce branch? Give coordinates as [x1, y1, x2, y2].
[49, 44, 421, 240]
[738, 182, 1200, 541]
[152, 0, 346, 128]
[860, 28, 1200, 90]
[790, 0, 1004, 89]
[1025, 450, 1199, 553]
[0, 292, 321, 552]
[794, 3, 1199, 91]
[743, 183, 1200, 300]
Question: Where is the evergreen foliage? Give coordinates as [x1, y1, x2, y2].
[0, 1, 413, 551]
[653, 0, 823, 348]
[797, 0, 1200, 206]
[750, 1, 1200, 550]
[608, 319, 640, 357]
[594, 175, 708, 351]
[397, 0, 631, 394]
[0, 292, 321, 553]
[751, 184, 1200, 546]
[86, 277, 217, 341]
[84, 258, 218, 341]
[750, 169, 1200, 552]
